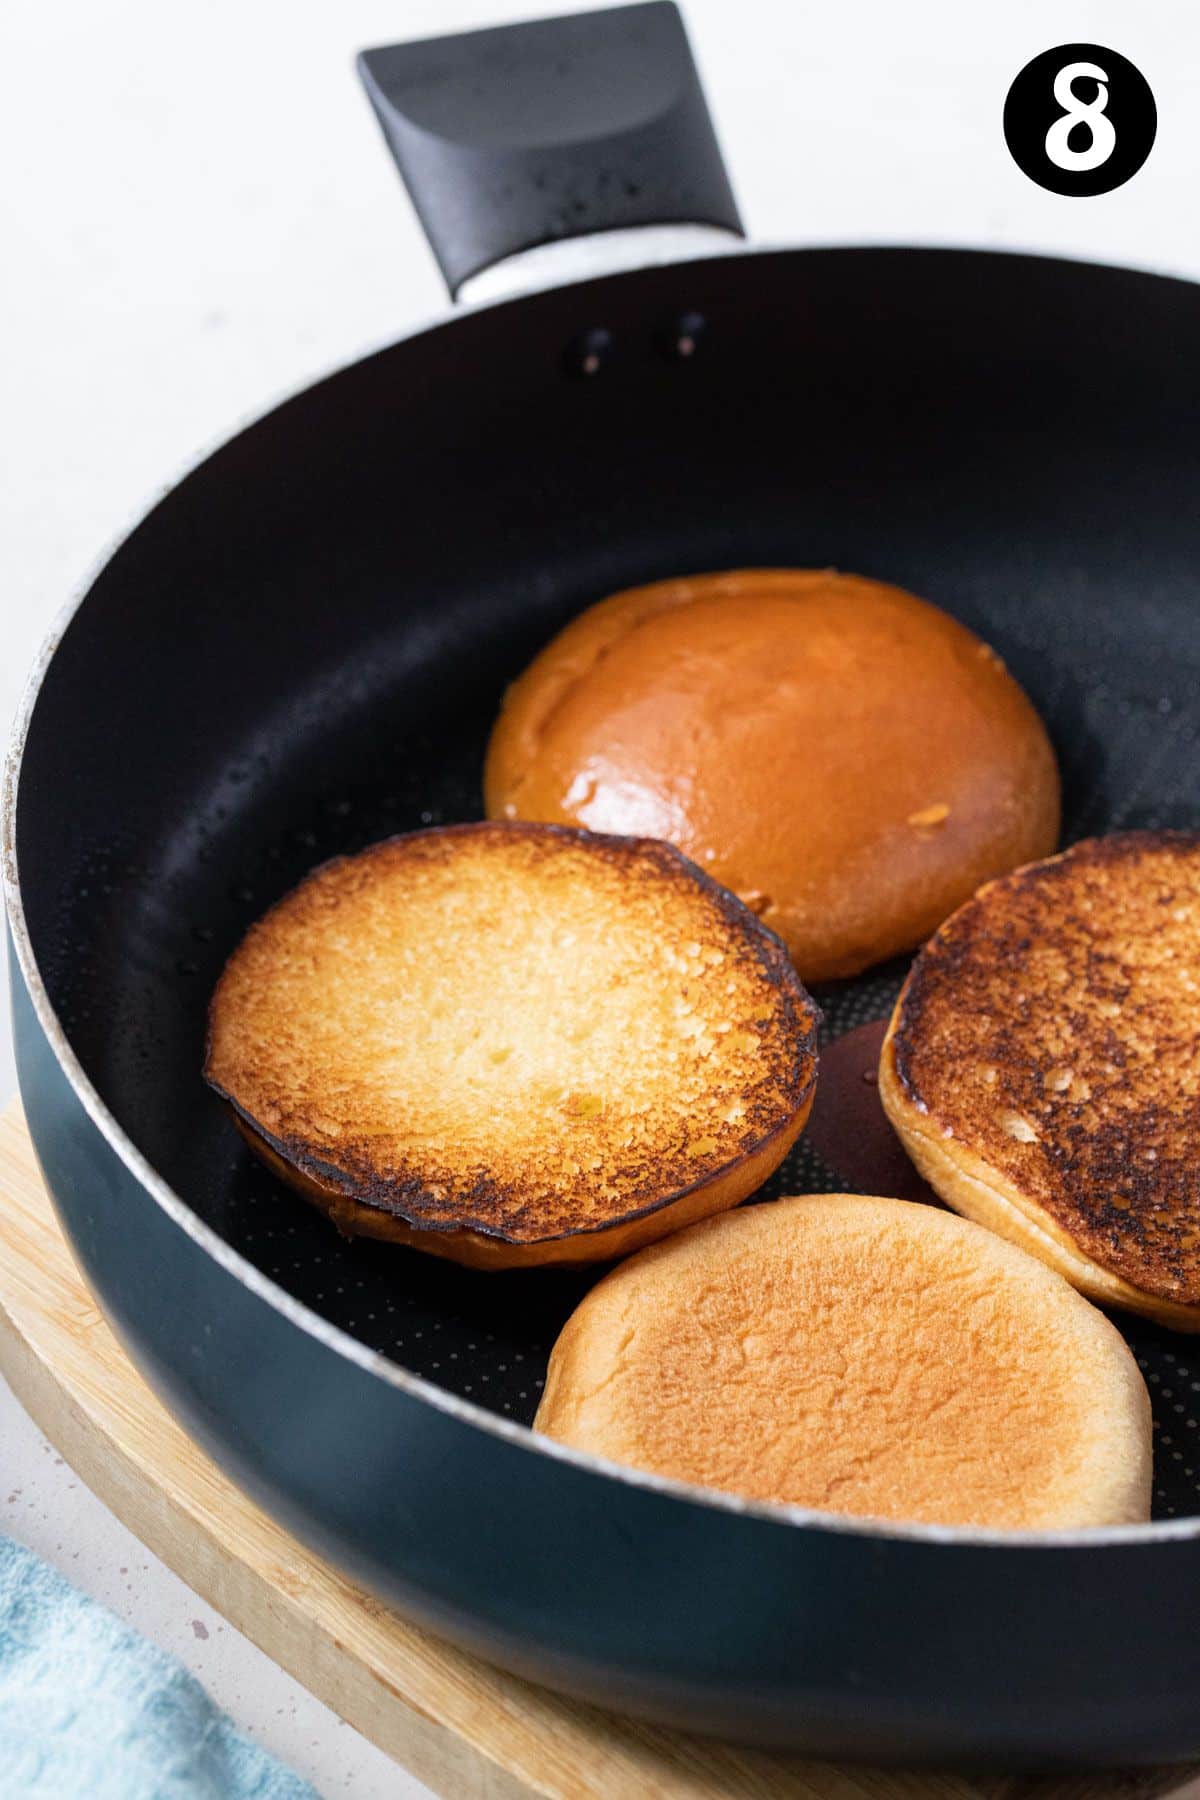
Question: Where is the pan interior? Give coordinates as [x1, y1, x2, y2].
[15, 248, 1200, 1522]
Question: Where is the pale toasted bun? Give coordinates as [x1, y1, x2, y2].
[485, 569, 1060, 982]
[205, 822, 818, 1269]
[535, 1193, 1151, 1529]
[880, 832, 1200, 1330]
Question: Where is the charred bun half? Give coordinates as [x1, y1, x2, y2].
[206, 822, 818, 1269]
[485, 569, 1061, 982]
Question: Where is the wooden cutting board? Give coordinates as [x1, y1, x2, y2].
[0, 1097, 1193, 1800]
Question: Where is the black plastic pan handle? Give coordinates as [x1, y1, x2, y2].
[357, 1, 743, 297]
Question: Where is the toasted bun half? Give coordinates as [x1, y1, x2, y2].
[880, 831, 1200, 1330]
[485, 569, 1060, 981]
[206, 822, 818, 1269]
[535, 1193, 1151, 1529]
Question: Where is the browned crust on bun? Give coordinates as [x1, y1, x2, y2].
[535, 1193, 1152, 1529]
[231, 1105, 810, 1270]
[206, 821, 819, 1268]
[880, 831, 1200, 1327]
[485, 568, 1061, 981]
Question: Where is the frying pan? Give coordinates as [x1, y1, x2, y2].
[5, 0, 1200, 1765]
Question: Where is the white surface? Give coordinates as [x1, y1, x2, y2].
[2, 1, 1200, 1792]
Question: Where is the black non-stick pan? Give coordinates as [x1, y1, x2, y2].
[6, 2, 1200, 1766]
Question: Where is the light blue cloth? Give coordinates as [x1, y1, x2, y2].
[0, 1536, 319, 1799]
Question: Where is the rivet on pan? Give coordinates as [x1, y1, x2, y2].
[563, 327, 613, 377]
[657, 310, 707, 360]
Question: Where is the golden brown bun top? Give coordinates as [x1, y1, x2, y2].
[205, 822, 817, 1247]
[485, 569, 1060, 981]
[535, 1193, 1151, 1530]
[891, 831, 1200, 1304]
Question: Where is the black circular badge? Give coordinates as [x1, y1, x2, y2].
[1003, 45, 1156, 196]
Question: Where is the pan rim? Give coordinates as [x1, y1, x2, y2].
[6, 240, 1199, 1554]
